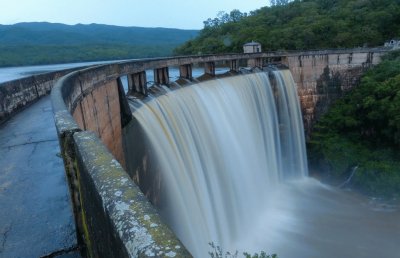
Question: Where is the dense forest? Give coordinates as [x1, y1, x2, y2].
[0, 22, 198, 67]
[308, 50, 400, 198]
[174, 0, 400, 55]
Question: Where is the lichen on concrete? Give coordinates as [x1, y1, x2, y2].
[54, 110, 81, 136]
[73, 131, 191, 257]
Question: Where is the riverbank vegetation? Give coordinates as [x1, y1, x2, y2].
[174, 0, 400, 55]
[308, 50, 400, 198]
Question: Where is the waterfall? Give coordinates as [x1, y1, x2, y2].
[132, 70, 308, 257]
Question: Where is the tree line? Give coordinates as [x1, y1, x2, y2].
[174, 0, 400, 55]
[0, 22, 198, 67]
[0, 44, 176, 67]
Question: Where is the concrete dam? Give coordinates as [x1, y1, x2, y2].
[43, 49, 394, 257]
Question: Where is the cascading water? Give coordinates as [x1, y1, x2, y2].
[130, 70, 400, 258]
[132, 70, 307, 256]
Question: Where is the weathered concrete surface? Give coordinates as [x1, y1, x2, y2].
[73, 132, 191, 257]
[0, 69, 77, 125]
[284, 51, 384, 135]
[0, 96, 79, 257]
[72, 79, 125, 167]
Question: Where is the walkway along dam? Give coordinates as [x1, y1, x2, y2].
[7, 48, 389, 257]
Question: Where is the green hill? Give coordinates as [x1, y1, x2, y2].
[0, 22, 198, 67]
[174, 0, 400, 55]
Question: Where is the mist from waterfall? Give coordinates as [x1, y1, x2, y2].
[131, 70, 400, 257]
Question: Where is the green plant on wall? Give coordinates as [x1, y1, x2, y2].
[208, 242, 277, 258]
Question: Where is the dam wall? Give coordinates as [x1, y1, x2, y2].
[49, 49, 388, 257]
[283, 50, 385, 135]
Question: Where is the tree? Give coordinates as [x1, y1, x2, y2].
[229, 9, 246, 22]
[270, 0, 292, 6]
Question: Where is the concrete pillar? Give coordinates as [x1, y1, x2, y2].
[117, 78, 133, 128]
[179, 64, 193, 80]
[204, 62, 215, 76]
[128, 71, 147, 96]
[281, 56, 289, 67]
[154, 67, 169, 85]
[229, 59, 239, 72]
[247, 58, 263, 68]
[348, 53, 353, 64]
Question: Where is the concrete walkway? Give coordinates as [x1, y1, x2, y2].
[0, 96, 80, 258]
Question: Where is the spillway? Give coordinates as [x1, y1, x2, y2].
[129, 70, 400, 257]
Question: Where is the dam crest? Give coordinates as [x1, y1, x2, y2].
[46, 49, 388, 257]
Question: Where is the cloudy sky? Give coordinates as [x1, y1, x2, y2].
[2, 0, 268, 29]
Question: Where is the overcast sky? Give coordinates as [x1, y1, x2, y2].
[2, 0, 268, 29]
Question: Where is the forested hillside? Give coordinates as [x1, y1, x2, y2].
[174, 0, 400, 55]
[0, 22, 198, 67]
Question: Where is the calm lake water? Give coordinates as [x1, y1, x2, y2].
[0, 61, 107, 83]
[0, 61, 230, 84]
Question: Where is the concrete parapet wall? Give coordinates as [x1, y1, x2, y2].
[0, 69, 75, 124]
[73, 132, 190, 257]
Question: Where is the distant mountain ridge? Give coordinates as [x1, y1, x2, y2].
[0, 22, 199, 67]
[0, 22, 198, 46]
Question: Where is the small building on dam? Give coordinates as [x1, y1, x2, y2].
[243, 41, 262, 53]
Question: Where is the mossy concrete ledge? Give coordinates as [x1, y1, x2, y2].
[73, 131, 191, 257]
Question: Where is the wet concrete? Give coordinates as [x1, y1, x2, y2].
[0, 96, 80, 258]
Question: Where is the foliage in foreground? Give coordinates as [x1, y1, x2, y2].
[208, 242, 277, 258]
[308, 50, 400, 198]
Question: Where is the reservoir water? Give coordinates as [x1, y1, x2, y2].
[0, 61, 229, 84]
[0, 61, 106, 83]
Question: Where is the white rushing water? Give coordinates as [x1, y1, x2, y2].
[132, 71, 400, 257]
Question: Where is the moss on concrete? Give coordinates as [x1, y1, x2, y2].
[74, 159, 94, 258]
[73, 131, 191, 257]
